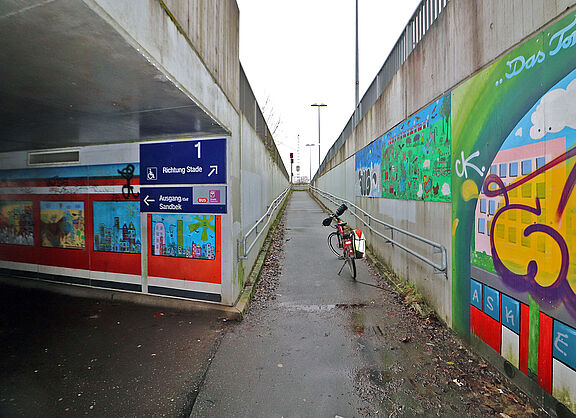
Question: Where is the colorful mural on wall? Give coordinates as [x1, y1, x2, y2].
[151, 214, 216, 260]
[93, 201, 141, 254]
[40, 201, 85, 249]
[0, 200, 34, 246]
[452, 13, 576, 412]
[355, 94, 451, 201]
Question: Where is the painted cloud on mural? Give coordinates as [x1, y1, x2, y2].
[530, 77, 576, 139]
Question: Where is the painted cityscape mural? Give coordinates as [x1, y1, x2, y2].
[355, 94, 451, 201]
[40, 201, 85, 249]
[355, 138, 382, 198]
[0, 200, 34, 246]
[151, 214, 216, 260]
[93, 201, 141, 254]
[451, 13, 576, 412]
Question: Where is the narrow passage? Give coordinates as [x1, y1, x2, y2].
[191, 191, 540, 417]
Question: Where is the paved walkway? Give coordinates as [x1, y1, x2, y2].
[190, 191, 540, 417]
[0, 191, 540, 417]
[191, 190, 376, 417]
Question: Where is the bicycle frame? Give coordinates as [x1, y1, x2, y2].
[342, 235, 354, 257]
[323, 205, 356, 279]
[335, 222, 345, 244]
[336, 223, 353, 256]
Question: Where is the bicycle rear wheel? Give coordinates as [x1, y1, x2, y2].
[328, 232, 342, 258]
[347, 255, 356, 280]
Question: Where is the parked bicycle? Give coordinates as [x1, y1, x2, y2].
[322, 204, 357, 279]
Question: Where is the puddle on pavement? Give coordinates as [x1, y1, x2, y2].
[277, 302, 337, 312]
[336, 303, 367, 309]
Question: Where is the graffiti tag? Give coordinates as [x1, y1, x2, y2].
[455, 150, 485, 178]
[358, 168, 379, 197]
[484, 146, 576, 319]
[47, 176, 73, 194]
[118, 164, 139, 200]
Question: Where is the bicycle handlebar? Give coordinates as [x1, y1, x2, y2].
[334, 204, 348, 217]
[322, 204, 348, 226]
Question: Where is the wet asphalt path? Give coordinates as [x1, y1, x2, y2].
[191, 191, 385, 417]
[0, 191, 540, 417]
[190, 191, 541, 418]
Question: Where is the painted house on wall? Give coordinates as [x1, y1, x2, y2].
[474, 136, 566, 260]
[154, 222, 166, 256]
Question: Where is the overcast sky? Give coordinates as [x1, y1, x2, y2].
[236, 0, 422, 180]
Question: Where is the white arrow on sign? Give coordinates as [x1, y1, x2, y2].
[143, 195, 156, 206]
[208, 165, 218, 177]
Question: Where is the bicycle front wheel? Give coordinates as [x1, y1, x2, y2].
[347, 255, 357, 280]
[328, 232, 341, 257]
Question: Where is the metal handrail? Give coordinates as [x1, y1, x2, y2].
[238, 186, 290, 260]
[310, 186, 447, 276]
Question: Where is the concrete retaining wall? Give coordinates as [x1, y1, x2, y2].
[316, 0, 576, 326]
[315, 0, 576, 412]
[235, 113, 290, 295]
[87, 0, 239, 135]
[162, 0, 240, 111]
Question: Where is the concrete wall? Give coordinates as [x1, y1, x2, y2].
[162, 0, 240, 111]
[322, 0, 576, 171]
[316, 157, 453, 325]
[315, 0, 576, 412]
[0, 0, 288, 307]
[86, 0, 239, 135]
[234, 114, 289, 292]
[240, 118, 288, 232]
[88, 0, 289, 305]
[316, 0, 576, 324]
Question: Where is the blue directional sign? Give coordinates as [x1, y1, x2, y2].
[140, 186, 227, 214]
[140, 138, 226, 185]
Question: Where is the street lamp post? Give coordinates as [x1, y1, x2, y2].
[355, 0, 359, 107]
[305, 143, 315, 182]
[311, 103, 326, 168]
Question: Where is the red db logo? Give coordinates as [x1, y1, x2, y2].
[197, 198, 208, 203]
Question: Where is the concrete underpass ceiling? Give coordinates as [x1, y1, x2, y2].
[0, 0, 228, 154]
